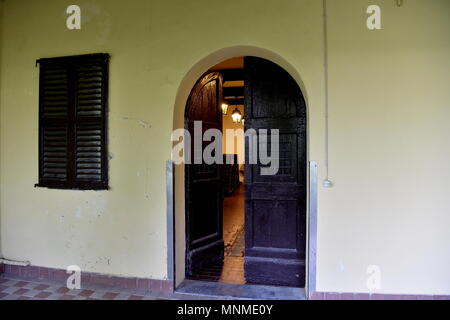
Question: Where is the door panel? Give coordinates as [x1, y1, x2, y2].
[244, 57, 307, 287]
[251, 200, 299, 249]
[185, 72, 224, 276]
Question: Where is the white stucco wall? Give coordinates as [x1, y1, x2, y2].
[0, 0, 449, 295]
[0, 0, 4, 260]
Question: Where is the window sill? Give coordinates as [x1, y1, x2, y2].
[34, 182, 109, 191]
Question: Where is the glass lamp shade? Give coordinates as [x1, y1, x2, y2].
[221, 103, 229, 115]
[231, 107, 242, 123]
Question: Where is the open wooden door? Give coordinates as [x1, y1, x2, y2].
[185, 72, 224, 276]
[244, 57, 307, 287]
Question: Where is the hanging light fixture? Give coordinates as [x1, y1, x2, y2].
[221, 103, 229, 115]
[231, 107, 242, 123]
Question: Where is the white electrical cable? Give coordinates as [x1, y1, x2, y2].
[322, 0, 333, 188]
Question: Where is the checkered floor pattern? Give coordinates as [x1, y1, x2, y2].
[0, 275, 209, 300]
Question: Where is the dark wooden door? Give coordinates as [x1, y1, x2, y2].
[185, 72, 224, 276]
[244, 57, 307, 287]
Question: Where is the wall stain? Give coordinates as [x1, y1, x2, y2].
[120, 116, 151, 129]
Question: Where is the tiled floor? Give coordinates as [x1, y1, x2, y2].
[228, 228, 244, 257]
[0, 274, 218, 300]
[187, 257, 245, 285]
[223, 183, 245, 249]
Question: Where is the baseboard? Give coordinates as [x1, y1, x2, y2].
[310, 291, 450, 300]
[1, 263, 173, 293]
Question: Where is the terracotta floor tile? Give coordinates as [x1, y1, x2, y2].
[56, 287, 70, 294]
[102, 292, 119, 300]
[14, 281, 30, 287]
[13, 288, 29, 295]
[34, 284, 50, 291]
[35, 291, 52, 299]
[79, 289, 95, 297]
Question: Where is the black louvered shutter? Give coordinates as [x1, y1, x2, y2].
[37, 54, 109, 190]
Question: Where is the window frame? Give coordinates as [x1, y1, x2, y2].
[35, 53, 110, 191]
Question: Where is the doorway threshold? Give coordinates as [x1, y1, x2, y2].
[175, 280, 307, 300]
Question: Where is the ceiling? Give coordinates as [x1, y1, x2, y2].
[210, 57, 244, 106]
[210, 57, 244, 71]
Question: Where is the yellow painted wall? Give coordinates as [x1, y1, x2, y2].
[0, 0, 3, 258]
[320, 0, 450, 295]
[0, 0, 449, 295]
[222, 105, 244, 165]
[0, 0, 4, 259]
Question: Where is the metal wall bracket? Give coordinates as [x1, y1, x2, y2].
[307, 161, 318, 297]
[166, 160, 175, 281]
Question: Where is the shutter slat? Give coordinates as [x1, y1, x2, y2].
[41, 66, 69, 118]
[78, 100, 102, 106]
[41, 124, 68, 180]
[78, 88, 102, 94]
[75, 123, 103, 181]
[77, 84, 103, 90]
[76, 62, 104, 118]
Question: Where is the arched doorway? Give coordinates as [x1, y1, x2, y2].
[183, 56, 307, 288]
